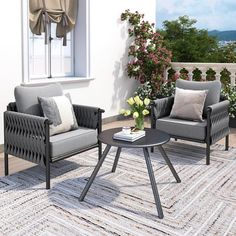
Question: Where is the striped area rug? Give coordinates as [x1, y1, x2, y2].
[0, 141, 236, 235]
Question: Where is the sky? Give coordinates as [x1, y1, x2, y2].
[156, 0, 236, 31]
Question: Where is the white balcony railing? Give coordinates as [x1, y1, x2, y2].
[168, 62, 236, 86]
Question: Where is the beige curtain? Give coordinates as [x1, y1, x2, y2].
[29, 0, 78, 45]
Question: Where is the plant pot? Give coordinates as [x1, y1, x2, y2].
[229, 117, 236, 128]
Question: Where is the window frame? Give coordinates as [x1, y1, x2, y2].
[22, 0, 91, 84]
[28, 23, 75, 80]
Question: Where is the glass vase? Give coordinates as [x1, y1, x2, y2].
[135, 116, 144, 130]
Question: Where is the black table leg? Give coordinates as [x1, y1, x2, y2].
[143, 147, 164, 219]
[79, 145, 111, 201]
[112, 147, 122, 173]
[158, 146, 181, 183]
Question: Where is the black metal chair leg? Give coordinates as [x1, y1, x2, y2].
[143, 147, 164, 219]
[225, 135, 229, 151]
[46, 158, 50, 189]
[206, 143, 210, 165]
[79, 145, 111, 201]
[4, 153, 9, 176]
[158, 146, 181, 183]
[112, 147, 122, 173]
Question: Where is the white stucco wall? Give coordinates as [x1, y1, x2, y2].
[65, 0, 156, 116]
[0, 0, 156, 144]
[0, 1, 22, 144]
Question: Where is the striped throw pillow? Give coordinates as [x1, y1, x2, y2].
[38, 94, 78, 136]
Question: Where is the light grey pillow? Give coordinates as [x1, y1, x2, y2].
[170, 88, 208, 121]
[38, 94, 78, 136]
[176, 79, 221, 116]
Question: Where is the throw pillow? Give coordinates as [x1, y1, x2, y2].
[38, 94, 78, 136]
[170, 88, 208, 121]
[176, 79, 221, 116]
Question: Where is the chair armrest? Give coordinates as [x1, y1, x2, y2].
[151, 96, 174, 120]
[151, 96, 174, 129]
[206, 100, 230, 144]
[7, 102, 17, 112]
[4, 111, 50, 165]
[73, 104, 105, 131]
[207, 100, 229, 115]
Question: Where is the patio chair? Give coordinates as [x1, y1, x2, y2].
[151, 79, 230, 165]
[4, 83, 104, 189]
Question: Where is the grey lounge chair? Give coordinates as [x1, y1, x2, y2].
[4, 83, 104, 189]
[151, 79, 230, 165]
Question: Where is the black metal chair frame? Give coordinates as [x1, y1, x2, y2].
[150, 96, 230, 165]
[4, 102, 104, 189]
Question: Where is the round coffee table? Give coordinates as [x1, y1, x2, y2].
[79, 128, 181, 219]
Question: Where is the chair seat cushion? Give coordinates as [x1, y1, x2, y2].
[156, 117, 207, 140]
[50, 127, 97, 159]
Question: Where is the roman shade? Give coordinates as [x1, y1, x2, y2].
[29, 0, 78, 45]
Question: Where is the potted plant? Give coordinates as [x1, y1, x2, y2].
[221, 85, 236, 128]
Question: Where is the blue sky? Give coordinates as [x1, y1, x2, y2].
[156, 0, 236, 31]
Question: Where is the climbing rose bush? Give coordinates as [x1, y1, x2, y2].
[121, 9, 172, 99]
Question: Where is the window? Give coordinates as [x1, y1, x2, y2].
[22, 0, 90, 83]
[29, 23, 74, 79]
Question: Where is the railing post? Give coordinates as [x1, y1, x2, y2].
[230, 71, 236, 86]
[176, 68, 181, 77]
[201, 69, 207, 81]
[215, 70, 221, 81]
[188, 71, 193, 81]
[185, 65, 194, 80]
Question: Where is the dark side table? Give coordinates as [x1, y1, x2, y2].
[79, 128, 181, 219]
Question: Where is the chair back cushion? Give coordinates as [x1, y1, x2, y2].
[176, 79, 221, 115]
[14, 83, 63, 116]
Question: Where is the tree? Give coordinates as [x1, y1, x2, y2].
[159, 15, 236, 85]
[213, 42, 236, 63]
[160, 16, 219, 62]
